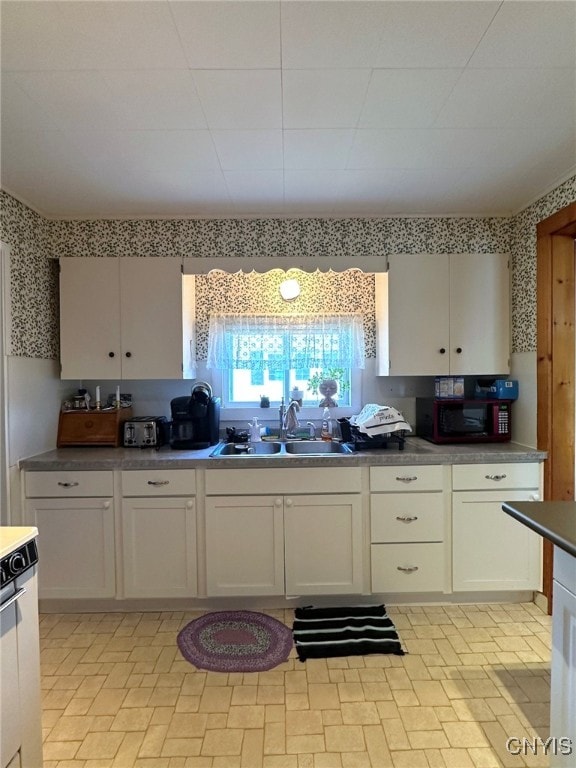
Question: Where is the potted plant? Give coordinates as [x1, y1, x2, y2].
[307, 368, 349, 407]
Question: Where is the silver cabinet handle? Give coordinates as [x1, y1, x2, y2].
[0, 587, 26, 614]
[397, 566, 419, 573]
[396, 516, 418, 523]
[147, 480, 169, 486]
[485, 474, 507, 481]
[395, 476, 418, 483]
[57, 481, 79, 487]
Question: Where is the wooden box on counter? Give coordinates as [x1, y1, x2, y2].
[57, 407, 133, 447]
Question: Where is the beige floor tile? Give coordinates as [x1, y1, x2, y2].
[39, 604, 551, 768]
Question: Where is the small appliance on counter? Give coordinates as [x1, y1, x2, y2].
[416, 397, 512, 444]
[123, 416, 169, 448]
[170, 381, 220, 450]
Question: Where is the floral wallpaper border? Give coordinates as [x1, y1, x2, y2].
[1, 175, 575, 360]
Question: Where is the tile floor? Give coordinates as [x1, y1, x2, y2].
[39, 602, 553, 768]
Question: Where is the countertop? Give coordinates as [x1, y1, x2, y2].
[502, 501, 576, 558]
[0, 526, 38, 558]
[20, 438, 546, 471]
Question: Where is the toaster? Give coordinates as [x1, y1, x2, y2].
[123, 417, 169, 448]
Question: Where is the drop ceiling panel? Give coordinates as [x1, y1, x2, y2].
[192, 70, 283, 130]
[359, 69, 463, 129]
[171, 1, 281, 68]
[212, 131, 283, 171]
[370, 1, 501, 68]
[469, 1, 576, 68]
[283, 130, 355, 170]
[282, 70, 372, 129]
[224, 171, 285, 214]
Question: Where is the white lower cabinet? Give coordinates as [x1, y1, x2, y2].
[550, 547, 576, 767]
[205, 495, 285, 597]
[204, 468, 363, 598]
[26, 496, 115, 599]
[121, 470, 197, 598]
[24, 470, 115, 599]
[284, 494, 362, 595]
[452, 464, 542, 592]
[370, 465, 449, 593]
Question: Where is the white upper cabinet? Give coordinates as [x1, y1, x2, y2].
[60, 257, 194, 379]
[386, 253, 510, 376]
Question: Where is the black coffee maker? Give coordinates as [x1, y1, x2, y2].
[170, 382, 221, 450]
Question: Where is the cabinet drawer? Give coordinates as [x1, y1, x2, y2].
[205, 467, 361, 495]
[371, 494, 444, 543]
[25, 470, 113, 498]
[452, 462, 540, 491]
[371, 543, 445, 592]
[121, 470, 196, 497]
[370, 465, 444, 492]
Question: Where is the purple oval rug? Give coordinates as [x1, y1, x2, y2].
[177, 611, 293, 673]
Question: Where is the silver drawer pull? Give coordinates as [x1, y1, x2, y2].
[147, 480, 169, 486]
[485, 474, 507, 481]
[396, 516, 418, 523]
[0, 587, 27, 614]
[57, 481, 79, 487]
[397, 566, 419, 573]
[395, 476, 418, 483]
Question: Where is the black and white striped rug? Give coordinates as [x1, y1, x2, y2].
[292, 604, 405, 662]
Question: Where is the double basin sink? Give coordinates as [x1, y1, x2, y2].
[210, 440, 354, 458]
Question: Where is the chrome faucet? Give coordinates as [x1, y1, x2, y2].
[279, 397, 285, 438]
[306, 421, 317, 440]
[282, 400, 300, 439]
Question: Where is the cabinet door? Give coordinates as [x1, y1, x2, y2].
[452, 490, 541, 591]
[550, 579, 576, 766]
[60, 258, 121, 379]
[205, 496, 284, 596]
[388, 254, 450, 375]
[25, 497, 115, 598]
[119, 258, 184, 379]
[122, 497, 196, 598]
[449, 253, 510, 375]
[284, 494, 363, 595]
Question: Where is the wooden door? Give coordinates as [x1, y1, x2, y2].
[537, 202, 576, 610]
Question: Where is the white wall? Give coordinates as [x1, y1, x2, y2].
[7, 356, 68, 522]
[510, 351, 538, 448]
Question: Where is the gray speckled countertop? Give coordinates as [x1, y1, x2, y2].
[20, 438, 546, 471]
[502, 501, 576, 558]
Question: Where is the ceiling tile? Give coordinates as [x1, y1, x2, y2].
[101, 71, 207, 130]
[281, 1, 387, 68]
[469, 1, 576, 68]
[370, 1, 500, 68]
[212, 131, 283, 170]
[224, 171, 285, 214]
[283, 130, 355, 170]
[193, 70, 282, 129]
[283, 170, 347, 215]
[283, 70, 371, 129]
[332, 169, 406, 215]
[348, 130, 429, 169]
[170, 0, 280, 69]
[435, 69, 576, 130]
[0, 1, 188, 71]
[359, 69, 462, 129]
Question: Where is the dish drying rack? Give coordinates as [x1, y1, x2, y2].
[338, 418, 406, 451]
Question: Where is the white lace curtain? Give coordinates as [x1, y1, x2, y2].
[206, 313, 366, 371]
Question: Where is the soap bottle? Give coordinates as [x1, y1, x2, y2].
[249, 416, 262, 442]
[321, 408, 333, 441]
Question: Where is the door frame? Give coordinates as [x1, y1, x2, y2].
[536, 202, 576, 611]
[0, 242, 11, 525]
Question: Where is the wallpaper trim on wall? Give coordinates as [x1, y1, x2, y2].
[1, 175, 575, 360]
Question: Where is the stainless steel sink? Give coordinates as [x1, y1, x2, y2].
[284, 441, 353, 455]
[210, 441, 282, 457]
[209, 440, 353, 458]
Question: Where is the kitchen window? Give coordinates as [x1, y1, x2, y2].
[207, 313, 364, 409]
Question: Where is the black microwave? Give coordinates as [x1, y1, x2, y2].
[416, 398, 512, 444]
